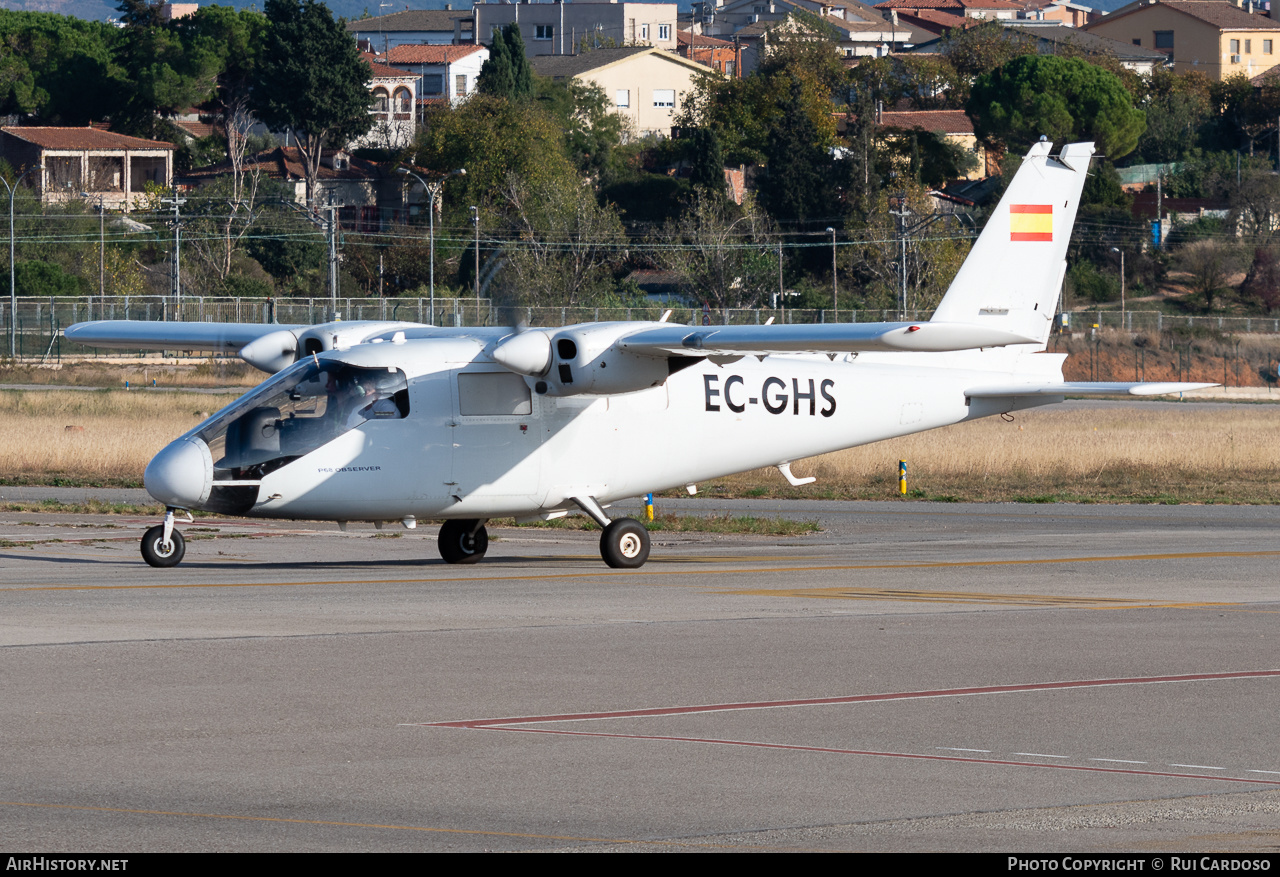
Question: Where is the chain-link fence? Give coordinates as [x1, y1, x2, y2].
[3, 295, 1280, 362]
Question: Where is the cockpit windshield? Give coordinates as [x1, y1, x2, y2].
[194, 360, 409, 481]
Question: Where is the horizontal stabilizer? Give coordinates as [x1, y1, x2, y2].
[65, 321, 306, 353]
[966, 382, 1219, 398]
[618, 322, 1038, 356]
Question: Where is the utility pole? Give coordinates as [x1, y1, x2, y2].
[826, 226, 837, 321]
[889, 194, 910, 319]
[323, 190, 341, 319]
[471, 205, 480, 322]
[160, 195, 186, 320]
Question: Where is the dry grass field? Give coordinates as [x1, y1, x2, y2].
[715, 403, 1280, 503]
[1, 388, 1277, 502]
[0, 389, 237, 486]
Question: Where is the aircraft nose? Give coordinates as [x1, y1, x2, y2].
[144, 438, 213, 509]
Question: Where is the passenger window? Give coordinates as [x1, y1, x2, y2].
[458, 372, 533, 415]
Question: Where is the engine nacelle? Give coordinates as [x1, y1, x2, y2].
[492, 322, 679, 397]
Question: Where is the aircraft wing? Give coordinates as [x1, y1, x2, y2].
[617, 322, 1039, 355]
[966, 382, 1218, 397]
[64, 320, 307, 353]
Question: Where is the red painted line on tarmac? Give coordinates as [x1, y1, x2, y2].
[421, 669, 1280, 729]
[480, 727, 1280, 787]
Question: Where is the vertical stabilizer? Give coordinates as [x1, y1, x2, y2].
[931, 140, 1095, 349]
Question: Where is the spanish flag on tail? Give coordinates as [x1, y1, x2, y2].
[1010, 204, 1053, 241]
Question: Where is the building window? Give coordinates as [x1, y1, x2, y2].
[1266, 39, 1273, 53]
[370, 88, 390, 118]
[535, 24, 553, 40]
[640, 23, 649, 40]
[422, 74, 443, 95]
[393, 87, 412, 120]
[616, 89, 630, 108]
[725, 60, 735, 77]
[658, 24, 670, 40]
[653, 89, 675, 108]
[1231, 38, 1241, 55]
[1246, 39, 1252, 53]
[455, 74, 467, 96]
[1133, 38, 1141, 46]
[1154, 30, 1174, 49]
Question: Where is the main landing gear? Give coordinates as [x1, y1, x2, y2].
[575, 496, 650, 569]
[141, 508, 189, 568]
[434, 498, 651, 569]
[438, 518, 489, 564]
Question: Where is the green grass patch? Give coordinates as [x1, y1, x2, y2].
[493, 512, 820, 536]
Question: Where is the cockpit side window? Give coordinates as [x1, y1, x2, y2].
[197, 362, 409, 480]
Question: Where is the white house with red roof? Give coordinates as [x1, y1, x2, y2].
[355, 53, 419, 151]
[383, 44, 489, 107]
[0, 126, 174, 211]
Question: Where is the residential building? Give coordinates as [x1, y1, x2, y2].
[876, 108, 989, 178]
[0, 127, 174, 211]
[677, 30, 742, 75]
[873, 0, 1026, 19]
[474, 2, 679, 57]
[384, 44, 489, 106]
[179, 147, 408, 231]
[353, 54, 418, 151]
[529, 46, 713, 137]
[347, 8, 474, 53]
[1017, 0, 1097, 26]
[1083, 0, 1280, 80]
[1007, 21, 1170, 69]
[695, 0, 921, 55]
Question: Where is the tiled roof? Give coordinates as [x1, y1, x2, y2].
[345, 10, 472, 33]
[1095, 0, 1280, 30]
[180, 147, 383, 182]
[676, 30, 735, 47]
[875, 0, 1023, 9]
[172, 120, 218, 140]
[1005, 23, 1169, 58]
[895, 8, 972, 29]
[361, 52, 416, 78]
[1, 126, 176, 150]
[386, 44, 487, 64]
[877, 109, 975, 133]
[528, 46, 659, 78]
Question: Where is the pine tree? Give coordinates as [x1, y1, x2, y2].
[688, 128, 726, 201]
[477, 24, 533, 100]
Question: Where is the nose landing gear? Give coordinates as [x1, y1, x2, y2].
[141, 508, 190, 568]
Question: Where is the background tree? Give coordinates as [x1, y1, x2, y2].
[942, 20, 1034, 79]
[495, 174, 625, 307]
[250, 0, 371, 207]
[535, 77, 627, 179]
[967, 54, 1145, 160]
[1176, 238, 1240, 311]
[476, 24, 533, 100]
[651, 192, 777, 309]
[687, 127, 726, 200]
[757, 77, 837, 229]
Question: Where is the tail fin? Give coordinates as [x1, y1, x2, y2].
[931, 140, 1095, 349]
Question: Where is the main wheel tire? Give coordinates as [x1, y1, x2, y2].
[141, 524, 185, 568]
[600, 518, 650, 569]
[438, 519, 488, 564]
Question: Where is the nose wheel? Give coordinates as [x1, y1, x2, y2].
[141, 524, 186, 567]
[141, 508, 190, 567]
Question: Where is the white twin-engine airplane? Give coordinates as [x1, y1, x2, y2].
[67, 141, 1213, 569]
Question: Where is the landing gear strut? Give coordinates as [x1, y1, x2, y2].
[438, 519, 489, 564]
[141, 508, 187, 568]
[573, 496, 650, 569]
